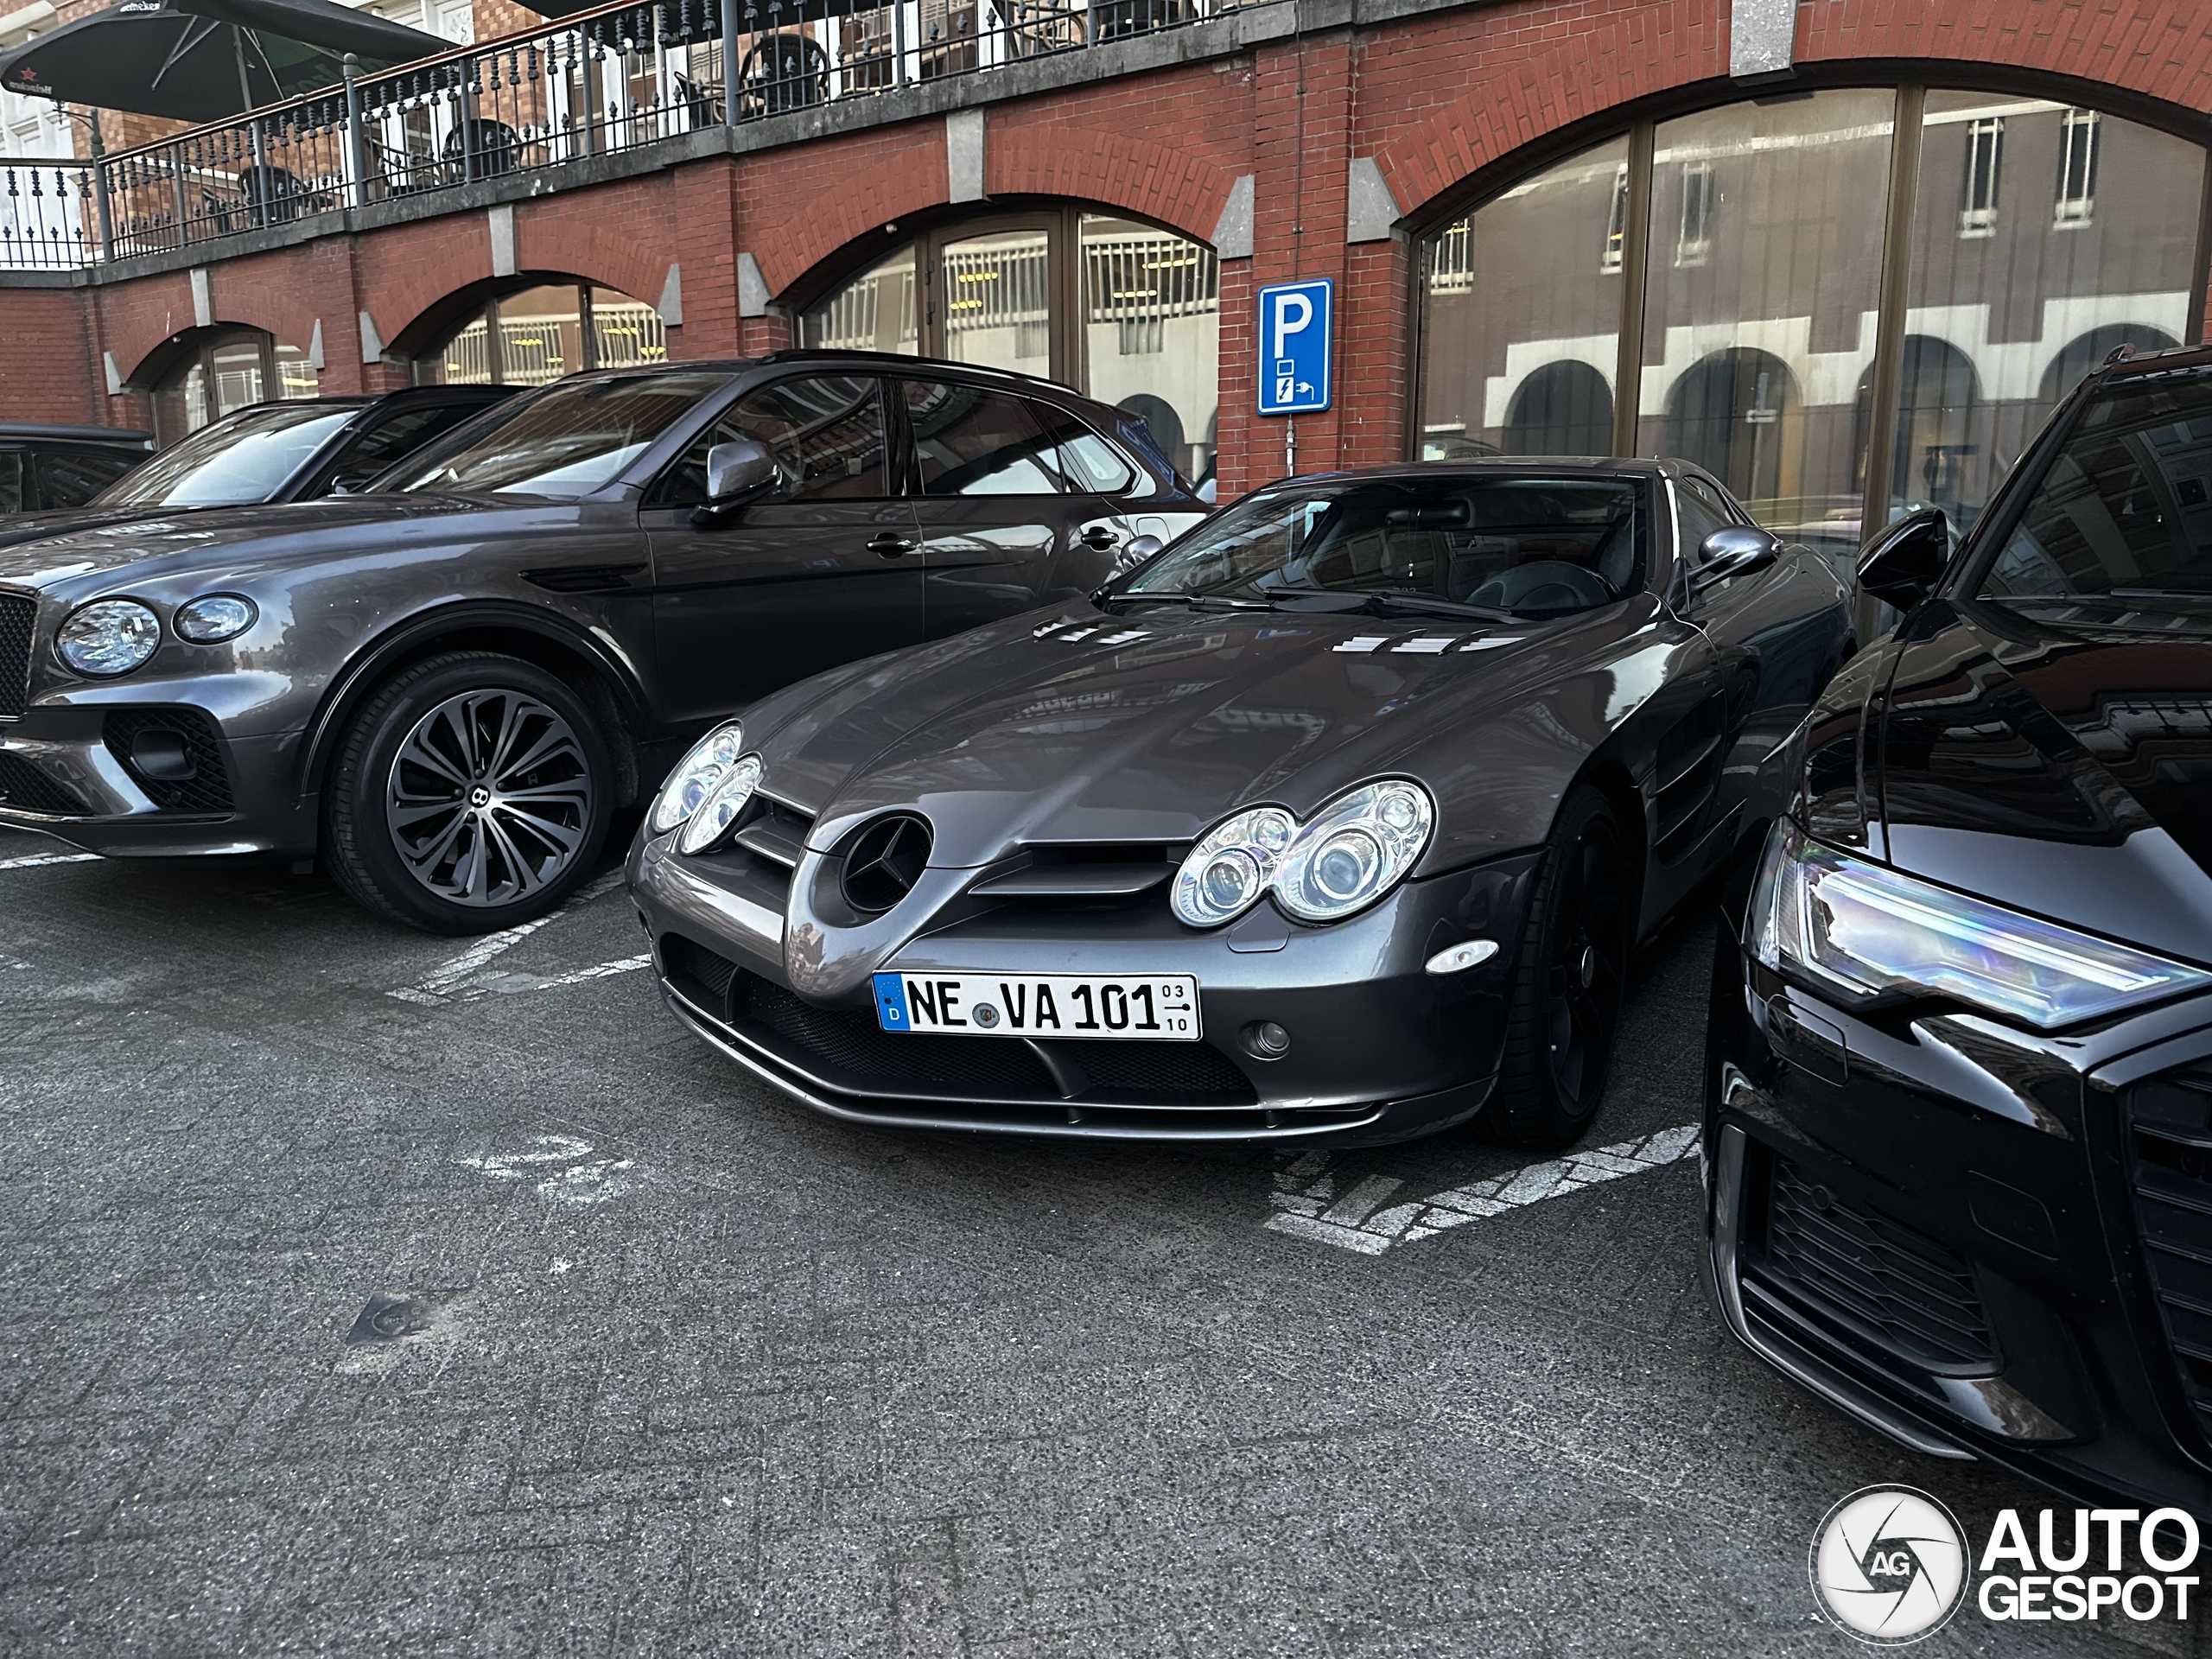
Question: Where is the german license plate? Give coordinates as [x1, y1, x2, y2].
[871, 972, 1199, 1041]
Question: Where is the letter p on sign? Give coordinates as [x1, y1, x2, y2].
[1257, 279, 1332, 416]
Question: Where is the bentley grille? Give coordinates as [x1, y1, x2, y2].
[0, 592, 33, 719]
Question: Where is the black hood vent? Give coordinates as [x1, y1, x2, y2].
[839, 813, 932, 914]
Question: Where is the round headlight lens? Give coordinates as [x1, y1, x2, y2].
[174, 594, 257, 643]
[649, 720, 745, 835]
[1171, 805, 1294, 927]
[677, 754, 763, 855]
[1274, 780, 1434, 923]
[57, 599, 161, 677]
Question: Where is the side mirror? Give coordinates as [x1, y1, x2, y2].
[1115, 532, 1164, 574]
[1855, 507, 1950, 610]
[704, 438, 778, 505]
[1690, 525, 1781, 594]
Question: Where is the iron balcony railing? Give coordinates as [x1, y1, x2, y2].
[3, 0, 1250, 270]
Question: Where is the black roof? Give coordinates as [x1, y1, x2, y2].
[0, 423, 153, 447]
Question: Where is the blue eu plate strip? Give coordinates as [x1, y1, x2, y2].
[872, 972, 911, 1032]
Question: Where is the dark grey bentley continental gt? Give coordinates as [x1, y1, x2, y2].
[0, 355, 1201, 932]
[631, 457, 1853, 1147]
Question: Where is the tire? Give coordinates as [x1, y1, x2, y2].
[323, 651, 613, 936]
[1484, 785, 1634, 1149]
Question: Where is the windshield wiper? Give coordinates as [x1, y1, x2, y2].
[2107, 588, 2212, 601]
[1100, 590, 1274, 613]
[1255, 586, 1519, 623]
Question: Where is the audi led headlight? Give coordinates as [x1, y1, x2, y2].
[1751, 819, 2212, 1029]
[57, 599, 160, 677]
[650, 720, 744, 836]
[1171, 780, 1433, 929]
[1172, 805, 1295, 926]
[174, 594, 257, 643]
[677, 754, 762, 856]
[1274, 780, 1434, 922]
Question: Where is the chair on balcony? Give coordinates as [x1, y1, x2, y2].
[442, 118, 523, 183]
[200, 163, 302, 236]
[735, 33, 829, 116]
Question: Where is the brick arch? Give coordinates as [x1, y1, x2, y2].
[747, 142, 952, 297]
[512, 207, 671, 314]
[982, 125, 1233, 246]
[1374, 0, 2212, 222]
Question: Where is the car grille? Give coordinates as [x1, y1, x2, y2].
[103, 709, 233, 812]
[0, 592, 33, 718]
[2125, 1063, 2212, 1438]
[690, 791, 813, 912]
[1053, 1036, 1257, 1103]
[0, 751, 87, 816]
[1756, 1157, 1996, 1372]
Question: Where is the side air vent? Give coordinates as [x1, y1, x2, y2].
[840, 813, 931, 914]
[520, 563, 646, 594]
[2126, 1065, 2212, 1443]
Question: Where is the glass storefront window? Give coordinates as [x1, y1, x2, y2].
[1892, 93, 2204, 537]
[150, 327, 319, 444]
[423, 282, 665, 385]
[1412, 84, 2210, 595]
[1637, 91, 1896, 565]
[1418, 136, 1628, 461]
[798, 208, 1221, 486]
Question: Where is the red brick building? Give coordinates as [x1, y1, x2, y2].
[3, 0, 2209, 543]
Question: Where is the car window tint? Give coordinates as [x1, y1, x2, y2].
[320, 403, 487, 487]
[36, 446, 139, 507]
[1027, 403, 1135, 494]
[904, 382, 1063, 496]
[1674, 478, 1733, 556]
[1681, 474, 1740, 530]
[1985, 374, 2212, 599]
[652, 376, 887, 506]
[1131, 474, 1645, 617]
[380, 372, 734, 498]
[0, 452, 22, 515]
[97, 404, 358, 508]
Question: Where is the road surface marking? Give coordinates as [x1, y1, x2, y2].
[1266, 1125, 1700, 1255]
[0, 851, 101, 871]
[388, 870, 627, 1003]
[458, 1132, 633, 1206]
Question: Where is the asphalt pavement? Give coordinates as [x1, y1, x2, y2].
[0, 823, 2200, 1656]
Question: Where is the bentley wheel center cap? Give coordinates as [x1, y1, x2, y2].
[469, 785, 492, 809]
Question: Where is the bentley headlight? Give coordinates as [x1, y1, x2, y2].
[174, 594, 257, 643]
[1751, 819, 2212, 1028]
[1274, 781, 1434, 923]
[1172, 806, 1295, 926]
[649, 720, 744, 835]
[57, 599, 160, 677]
[677, 754, 762, 856]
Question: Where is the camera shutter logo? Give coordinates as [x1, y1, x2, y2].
[1809, 1486, 1969, 1645]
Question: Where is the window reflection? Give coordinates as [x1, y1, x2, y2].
[423, 283, 665, 385]
[801, 245, 919, 354]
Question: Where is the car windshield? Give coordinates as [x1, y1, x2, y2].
[94, 404, 358, 508]
[1124, 474, 1645, 617]
[378, 372, 734, 498]
[1984, 371, 2212, 607]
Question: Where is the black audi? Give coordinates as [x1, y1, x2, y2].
[1706, 345, 2212, 1511]
[632, 456, 1852, 1145]
[0, 356, 1204, 931]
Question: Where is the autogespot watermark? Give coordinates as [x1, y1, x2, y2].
[1808, 1486, 2204, 1643]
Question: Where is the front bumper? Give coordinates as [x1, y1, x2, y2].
[1705, 929, 2212, 1514]
[629, 826, 1537, 1143]
[0, 703, 312, 856]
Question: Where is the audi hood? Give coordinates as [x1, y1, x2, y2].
[735, 596, 1690, 877]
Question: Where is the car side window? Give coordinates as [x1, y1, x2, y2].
[35, 445, 137, 508]
[1027, 402, 1136, 495]
[903, 382, 1064, 496]
[1674, 478, 1734, 558]
[318, 403, 486, 489]
[0, 452, 22, 515]
[652, 375, 888, 507]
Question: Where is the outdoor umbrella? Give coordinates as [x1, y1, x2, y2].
[0, 0, 445, 123]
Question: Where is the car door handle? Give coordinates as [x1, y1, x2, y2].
[868, 533, 919, 558]
[1079, 526, 1119, 551]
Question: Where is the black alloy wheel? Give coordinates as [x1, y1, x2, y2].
[1486, 785, 1631, 1149]
[324, 651, 614, 935]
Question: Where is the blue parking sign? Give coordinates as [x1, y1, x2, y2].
[1256, 279, 1332, 416]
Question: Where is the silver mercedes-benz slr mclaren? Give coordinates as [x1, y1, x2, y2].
[629, 457, 1853, 1147]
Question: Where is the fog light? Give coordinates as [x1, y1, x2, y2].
[1425, 939, 1499, 975]
[1241, 1020, 1291, 1060]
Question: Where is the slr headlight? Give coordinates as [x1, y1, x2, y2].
[57, 599, 161, 677]
[677, 754, 763, 856]
[174, 594, 257, 643]
[1274, 781, 1434, 923]
[1751, 818, 2212, 1029]
[650, 720, 744, 836]
[1172, 806, 1295, 926]
[1171, 780, 1433, 929]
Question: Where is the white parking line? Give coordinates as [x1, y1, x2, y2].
[1266, 1125, 1700, 1255]
[0, 850, 101, 871]
[387, 870, 628, 1005]
[495, 953, 652, 993]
